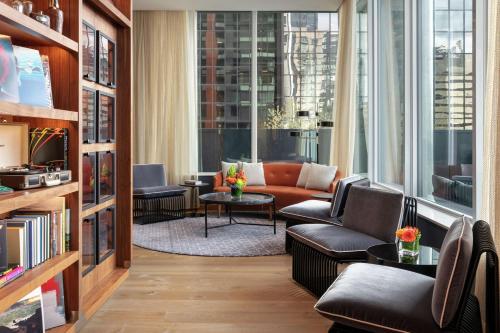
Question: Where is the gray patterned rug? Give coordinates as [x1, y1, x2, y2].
[133, 216, 287, 257]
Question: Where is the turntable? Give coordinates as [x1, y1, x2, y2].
[0, 165, 72, 190]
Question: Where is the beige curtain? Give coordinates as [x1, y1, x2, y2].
[133, 11, 198, 185]
[477, 0, 500, 326]
[330, 0, 357, 176]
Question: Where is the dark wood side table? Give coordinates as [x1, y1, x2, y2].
[367, 243, 440, 278]
[179, 182, 210, 217]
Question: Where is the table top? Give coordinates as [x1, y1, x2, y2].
[179, 182, 210, 188]
[199, 192, 274, 205]
[311, 193, 334, 200]
[367, 243, 440, 266]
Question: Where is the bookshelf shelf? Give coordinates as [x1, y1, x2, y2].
[82, 142, 116, 153]
[0, 2, 78, 52]
[85, 0, 132, 27]
[0, 101, 78, 122]
[0, 251, 79, 313]
[0, 182, 79, 215]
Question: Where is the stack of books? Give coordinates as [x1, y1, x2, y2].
[184, 179, 202, 185]
[0, 266, 24, 288]
[0, 198, 70, 273]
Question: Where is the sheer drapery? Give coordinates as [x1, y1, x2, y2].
[330, 0, 357, 176]
[133, 11, 198, 185]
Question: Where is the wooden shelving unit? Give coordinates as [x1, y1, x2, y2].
[0, 0, 132, 330]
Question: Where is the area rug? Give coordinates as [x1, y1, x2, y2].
[133, 216, 286, 257]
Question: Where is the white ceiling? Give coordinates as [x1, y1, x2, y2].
[133, 0, 342, 11]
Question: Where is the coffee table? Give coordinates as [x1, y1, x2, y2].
[199, 192, 276, 238]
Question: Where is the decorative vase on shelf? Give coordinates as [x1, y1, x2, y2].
[10, 0, 24, 13]
[230, 184, 243, 199]
[47, 0, 63, 33]
[398, 236, 421, 258]
[22, 0, 32, 15]
[30, 10, 50, 27]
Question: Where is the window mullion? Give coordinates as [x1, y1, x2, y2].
[251, 11, 258, 163]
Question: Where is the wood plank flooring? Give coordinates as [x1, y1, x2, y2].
[80, 246, 331, 333]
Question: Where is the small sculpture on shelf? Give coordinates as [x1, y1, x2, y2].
[47, 0, 64, 33]
[30, 10, 50, 27]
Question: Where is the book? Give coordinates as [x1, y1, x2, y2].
[0, 287, 45, 332]
[6, 226, 25, 268]
[40, 55, 54, 108]
[0, 35, 20, 103]
[13, 46, 51, 107]
[0, 266, 24, 288]
[41, 273, 66, 329]
[184, 180, 202, 185]
[0, 220, 6, 272]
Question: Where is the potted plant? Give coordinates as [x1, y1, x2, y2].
[225, 165, 247, 199]
[396, 226, 421, 257]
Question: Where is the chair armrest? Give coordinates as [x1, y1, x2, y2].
[328, 170, 343, 193]
[214, 171, 223, 187]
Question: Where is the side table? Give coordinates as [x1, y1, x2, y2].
[179, 182, 210, 217]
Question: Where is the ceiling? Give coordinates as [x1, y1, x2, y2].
[133, 0, 343, 11]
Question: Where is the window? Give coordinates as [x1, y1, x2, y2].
[256, 12, 338, 163]
[198, 12, 252, 172]
[417, 0, 474, 215]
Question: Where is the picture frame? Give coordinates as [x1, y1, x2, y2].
[96, 31, 116, 88]
[82, 213, 97, 276]
[97, 151, 116, 203]
[97, 91, 116, 143]
[82, 152, 97, 208]
[97, 206, 115, 264]
[82, 87, 97, 143]
[82, 21, 96, 82]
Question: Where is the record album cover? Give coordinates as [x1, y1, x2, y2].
[0, 35, 19, 103]
[41, 273, 66, 329]
[13, 46, 50, 107]
[29, 128, 68, 170]
[0, 287, 45, 332]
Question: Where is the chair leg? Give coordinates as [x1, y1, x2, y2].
[268, 205, 272, 221]
[217, 204, 221, 218]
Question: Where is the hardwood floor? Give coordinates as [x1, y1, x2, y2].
[80, 246, 331, 333]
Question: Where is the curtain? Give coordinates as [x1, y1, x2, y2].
[133, 11, 198, 185]
[330, 0, 357, 176]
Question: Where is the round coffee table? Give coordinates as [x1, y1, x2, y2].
[199, 192, 276, 238]
[367, 243, 440, 278]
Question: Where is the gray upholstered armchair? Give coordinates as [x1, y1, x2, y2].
[133, 164, 187, 224]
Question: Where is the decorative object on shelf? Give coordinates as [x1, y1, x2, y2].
[22, 0, 32, 15]
[0, 287, 45, 331]
[0, 220, 6, 271]
[82, 87, 97, 143]
[41, 273, 66, 329]
[82, 21, 96, 81]
[47, 0, 63, 33]
[225, 164, 246, 199]
[97, 91, 115, 142]
[13, 46, 51, 107]
[40, 55, 54, 108]
[97, 151, 115, 203]
[30, 10, 50, 27]
[0, 122, 29, 167]
[82, 214, 96, 276]
[0, 35, 20, 103]
[82, 153, 97, 208]
[97, 206, 115, 263]
[0, 185, 14, 194]
[9, 0, 23, 13]
[29, 127, 68, 170]
[97, 31, 116, 88]
[396, 226, 421, 258]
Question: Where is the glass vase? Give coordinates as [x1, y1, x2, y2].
[398, 238, 420, 257]
[230, 184, 243, 199]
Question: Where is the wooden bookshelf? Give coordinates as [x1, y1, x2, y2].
[0, 101, 78, 121]
[0, 2, 78, 52]
[0, 251, 79, 313]
[0, 0, 132, 330]
[0, 182, 79, 215]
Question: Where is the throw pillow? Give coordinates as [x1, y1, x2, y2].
[305, 163, 338, 191]
[242, 162, 266, 186]
[221, 161, 238, 185]
[296, 163, 311, 188]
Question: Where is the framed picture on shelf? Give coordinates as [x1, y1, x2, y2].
[82, 214, 97, 276]
[97, 91, 115, 143]
[97, 31, 116, 88]
[82, 21, 96, 81]
[97, 206, 115, 264]
[97, 151, 115, 203]
[82, 153, 97, 208]
[82, 87, 96, 143]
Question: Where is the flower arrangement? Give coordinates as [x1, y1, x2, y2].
[226, 165, 247, 198]
[396, 226, 421, 257]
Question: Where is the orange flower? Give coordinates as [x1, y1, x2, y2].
[395, 226, 421, 243]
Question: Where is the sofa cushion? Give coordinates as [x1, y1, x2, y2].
[133, 185, 186, 199]
[133, 164, 166, 188]
[287, 224, 385, 260]
[242, 162, 266, 186]
[280, 200, 339, 225]
[263, 163, 303, 187]
[432, 216, 473, 328]
[342, 186, 404, 243]
[315, 263, 439, 333]
[305, 163, 338, 191]
[296, 163, 311, 188]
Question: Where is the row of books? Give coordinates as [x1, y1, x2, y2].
[0, 35, 53, 108]
[0, 197, 70, 278]
[0, 265, 24, 288]
[0, 273, 67, 331]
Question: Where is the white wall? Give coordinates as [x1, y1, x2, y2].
[134, 0, 342, 11]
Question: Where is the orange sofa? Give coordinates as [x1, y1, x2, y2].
[213, 163, 342, 210]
